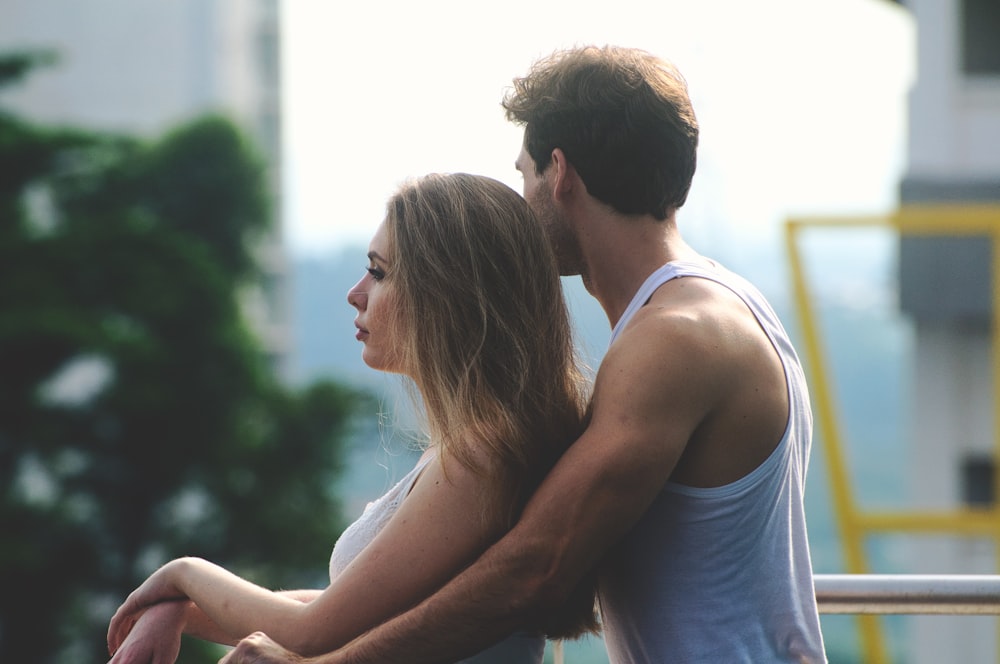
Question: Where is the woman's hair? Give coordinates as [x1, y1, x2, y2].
[503, 45, 699, 219]
[383, 173, 597, 637]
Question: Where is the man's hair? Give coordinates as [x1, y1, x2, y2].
[503, 45, 699, 219]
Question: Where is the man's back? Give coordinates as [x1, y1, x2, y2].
[596, 261, 826, 662]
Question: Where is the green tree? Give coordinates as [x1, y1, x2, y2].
[0, 52, 368, 663]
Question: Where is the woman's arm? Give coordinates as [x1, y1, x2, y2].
[184, 590, 323, 644]
[108, 588, 322, 658]
[109, 453, 500, 657]
[107, 557, 314, 651]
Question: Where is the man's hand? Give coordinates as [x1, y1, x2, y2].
[220, 632, 308, 664]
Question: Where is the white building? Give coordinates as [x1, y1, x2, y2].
[0, 0, 290, 377]
[896, 0, 1000, 661]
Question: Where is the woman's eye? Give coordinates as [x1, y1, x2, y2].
[366, 266, 385, 281]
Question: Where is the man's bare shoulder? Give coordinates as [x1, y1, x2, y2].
[587, 277, 741, 452]
[611, 275, 757, 366]
[602, 273, 789, 487]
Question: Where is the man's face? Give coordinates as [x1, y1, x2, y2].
[515, 144, 583, 276]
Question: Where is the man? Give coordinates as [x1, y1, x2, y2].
[223, 45, 827, 663]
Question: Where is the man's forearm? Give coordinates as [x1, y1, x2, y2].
[221, 543, 551, 664]
[330, 542, 541, 664]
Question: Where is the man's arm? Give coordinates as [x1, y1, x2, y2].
[221, 307, 722, 664]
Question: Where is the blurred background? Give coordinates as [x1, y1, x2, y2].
[1, 0, 998, 662]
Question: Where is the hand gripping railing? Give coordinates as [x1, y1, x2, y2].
[815, 574, 1000, 615]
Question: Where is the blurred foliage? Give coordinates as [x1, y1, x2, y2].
[0, 52, 369, 663]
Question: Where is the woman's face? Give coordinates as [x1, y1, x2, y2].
[347, 222, 404, 374]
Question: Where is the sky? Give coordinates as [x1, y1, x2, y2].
[280, 0, 915, 259]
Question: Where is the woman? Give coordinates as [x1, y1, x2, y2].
[106, 173, 598, 663]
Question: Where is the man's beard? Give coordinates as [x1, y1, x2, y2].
[529, 188, 584, 277]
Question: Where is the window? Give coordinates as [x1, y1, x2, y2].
[962, 454, 995, 507]
[962, 0, 1000, 75]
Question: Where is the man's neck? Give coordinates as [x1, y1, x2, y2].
[576, 212, 699, 329]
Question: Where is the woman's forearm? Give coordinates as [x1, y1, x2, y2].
[180, 599, 240, 646]
[182, 589, 323, 646]
[171, 557, 315, 649]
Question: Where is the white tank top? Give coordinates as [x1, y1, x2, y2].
[329, 453, 546, 664]
[599, 261, 827, 663]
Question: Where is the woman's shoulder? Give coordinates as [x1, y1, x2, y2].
[411, 442, 510, 538]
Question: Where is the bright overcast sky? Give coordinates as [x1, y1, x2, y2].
[280, 0, 914, 257]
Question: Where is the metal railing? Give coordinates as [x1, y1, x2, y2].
[815, 574, 1000, 615]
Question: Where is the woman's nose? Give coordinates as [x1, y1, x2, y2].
[347, 278, 367, 310]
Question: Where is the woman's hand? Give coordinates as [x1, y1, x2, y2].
[107, 599, 187, 664]
[108, 558, 194, 654]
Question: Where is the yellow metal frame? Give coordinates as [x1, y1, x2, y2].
[785, 205, 1000, 663]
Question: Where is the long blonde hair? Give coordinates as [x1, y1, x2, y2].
[381, 173, 599, 637]
[383, 174, 589, 529]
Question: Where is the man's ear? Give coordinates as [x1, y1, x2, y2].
[549, 148, 576, 201]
